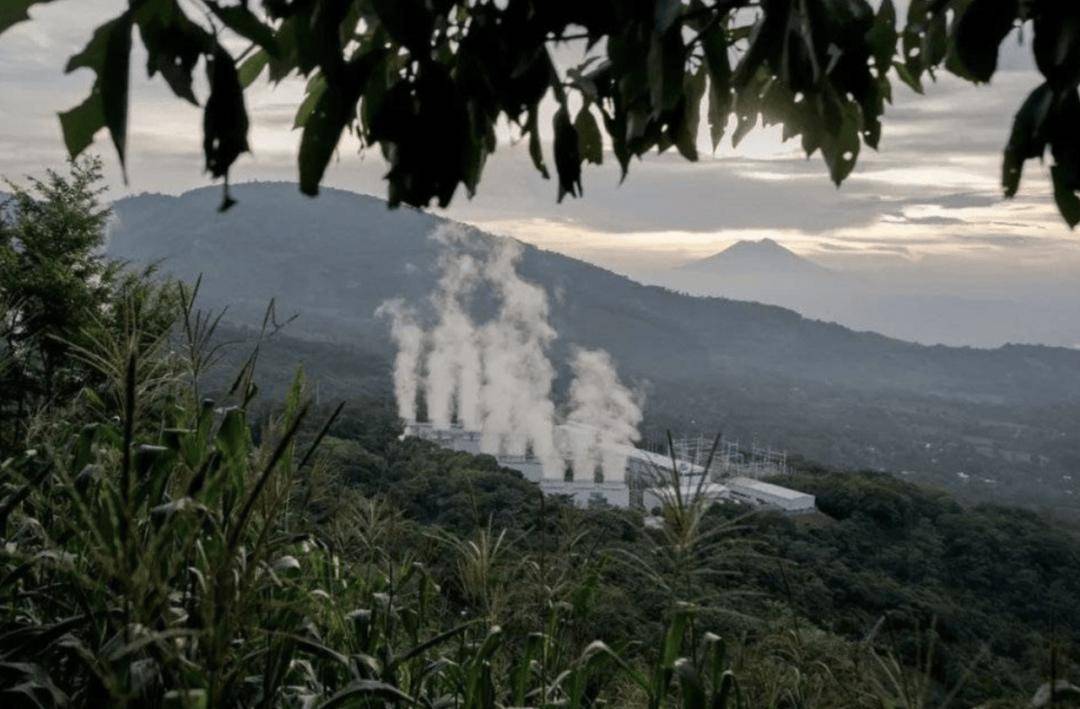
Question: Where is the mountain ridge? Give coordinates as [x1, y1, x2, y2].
[104, 182, 1080, 513]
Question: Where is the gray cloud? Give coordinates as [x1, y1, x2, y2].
[887, 214, 968, 226]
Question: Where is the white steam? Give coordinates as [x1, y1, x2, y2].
[563, 349, 644, 482]
[424, 234, 483, 428]
[375, 299, 423, 422]
[477, 239, 560, 476]
[379, 224, 642, 483]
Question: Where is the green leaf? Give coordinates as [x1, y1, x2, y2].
[389, 620, 476, 671]
[299, 46, 386, 196]
[715, 670, 740, 709]
[892, 60, 923, 94]
[1032, 6, 1080, 91]
[731, 72, 767, 148]
[676, 67, 707, 161]
[702, 24, 732, 151]
[1052, 164, 1080, 228]
[205, 1, 280, 58]
[135, 0, 211, 105]
[901, 0, 930, 82]
[575, 105, 603, 165]
[675, 658, 706, 709]
[952, 0, 1019, 82]
[0, 661, 69, 708]
[647, 28, 685, 114]
[59, 12, 134, 178]
[59, 93, 106, 163]
[1001, 83, 1052, 197]
[238, 49, 269, 88]
[0, 0, 54, 37]
[866, 0, 897, 73]
[655, 0, 683, 33]
[553, 104, 582, 202]
[372, 0, 434, 56]
[819, 98, 861, 186]
[526, 106, 549, 180]
[203, 46, 250, 184]
[294, 74, 328, 130]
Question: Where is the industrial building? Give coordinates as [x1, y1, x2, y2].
[402, 421, 815, 515]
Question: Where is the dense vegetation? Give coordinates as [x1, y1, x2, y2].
[2, 163, 1080, 706]
[311, 410, 1080, 705]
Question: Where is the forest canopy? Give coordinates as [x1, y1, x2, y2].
[2, 0, 1079, 224]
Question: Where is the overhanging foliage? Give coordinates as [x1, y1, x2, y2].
[2, 0, 1079, 225]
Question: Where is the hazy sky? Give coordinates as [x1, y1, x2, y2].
[3, 0, 1079, 285]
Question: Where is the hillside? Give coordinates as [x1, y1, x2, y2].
[312, 404, 1080, 706]
[107, 182, 1080, 514]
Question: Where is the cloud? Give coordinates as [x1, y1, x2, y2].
[885, 214, 968, 226]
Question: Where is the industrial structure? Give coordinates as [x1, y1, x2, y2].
[403, 422, 815, 515]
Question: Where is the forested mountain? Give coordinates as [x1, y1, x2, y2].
[108, 183, 1080, 516]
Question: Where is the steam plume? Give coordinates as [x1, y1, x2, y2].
[564, 348, 644, 482]
[424, 227, 483, 428]
[375, 299, 422, 422]
[477, 239, 559, 476]
[378, 224, 642, 484]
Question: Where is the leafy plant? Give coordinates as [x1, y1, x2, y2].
[3, 1, 1078, 224]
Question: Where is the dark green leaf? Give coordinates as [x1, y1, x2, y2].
[1001, 83, 1052, 197]
[655, 0, 683, 33]
[676, 67, 707, 161]
[553, 104, 582, 202]
[318, 680, 415, 708]
[1033, 6, 1080, 91]
[203, 46, 250, 182]
[901, 0, 930, 82]
[58, 93, 106, 162]
[866, 0, 897, 73]
[819, 98, 861, 186]
[1051, 165, 1080, 228]
[238, 49, 269, 88]
[294, 74, 328, 130]
[206, 1, 280, 58]
[0, 0, 54, 37]
[575, 105, 603, 165]
[59, 12, 133, 178]
[135, 0, 211, 105]
[952, 0, 1018, 82]
[702, 23, 732, 151]
[0, 662, 69, 708]
[526, 107, 550, 180]
[892, 60, 923, 94]
[372, 0, 434, 56]
[648, 28, 685, 114]
[674, 658, 706, 709]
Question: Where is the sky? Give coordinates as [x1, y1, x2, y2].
[3, 0, 1080, 295]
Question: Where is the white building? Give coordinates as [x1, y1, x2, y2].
[402, 421, 814, 514]
[537, 480, 631, 508]
[725, 476, 816, 515]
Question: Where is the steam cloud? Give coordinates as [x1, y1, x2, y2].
[375, 299, 423, 422]
[425, 234, 483, 429]
[564, 349, 644, 483]
[379, 224, 642, 482]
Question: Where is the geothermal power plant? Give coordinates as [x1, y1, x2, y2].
[380, 226, 815, 516]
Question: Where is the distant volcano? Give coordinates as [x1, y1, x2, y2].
[677, 238, 829, 278]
